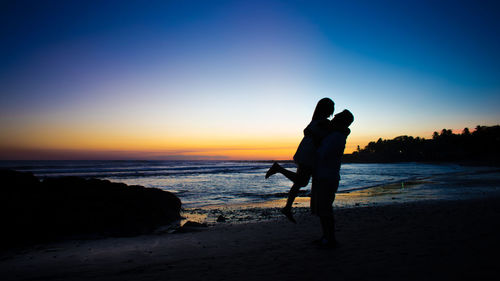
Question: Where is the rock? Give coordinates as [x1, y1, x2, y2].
[0, 169, 182, 248]
[216, 215, 226, 222]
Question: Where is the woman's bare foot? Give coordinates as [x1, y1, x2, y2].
[281, 207, 296, 224]
[265, 162, 280, 179]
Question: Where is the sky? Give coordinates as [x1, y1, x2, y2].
[1, 0, 499, 160]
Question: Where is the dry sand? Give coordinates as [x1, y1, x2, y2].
[1, 169, 500, 281]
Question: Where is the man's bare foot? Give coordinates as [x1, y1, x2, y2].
[265, 162, 280, 179]
[281, 207, 296, 224]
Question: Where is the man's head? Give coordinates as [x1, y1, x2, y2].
[331, 109, 354, 134]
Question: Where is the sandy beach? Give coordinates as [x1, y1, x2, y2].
[1, 169, 500, 281]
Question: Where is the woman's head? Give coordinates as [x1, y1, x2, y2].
[312, 98, 335, 120]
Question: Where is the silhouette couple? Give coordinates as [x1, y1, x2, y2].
[265, 98, 353, 248]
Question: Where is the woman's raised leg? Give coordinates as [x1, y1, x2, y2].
[265, 162, 298, 182]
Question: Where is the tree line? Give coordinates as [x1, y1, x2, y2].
[343, 125, 500, 164]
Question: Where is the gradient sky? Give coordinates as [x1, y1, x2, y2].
[1, 0, 499, 160]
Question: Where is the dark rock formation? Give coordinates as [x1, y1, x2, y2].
[216, 215, 226, 222]
[0, 170, 181, 248]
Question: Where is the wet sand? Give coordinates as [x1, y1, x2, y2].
[1, 169, 500, 281]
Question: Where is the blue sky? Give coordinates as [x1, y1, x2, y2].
[1, 0, 499, 159]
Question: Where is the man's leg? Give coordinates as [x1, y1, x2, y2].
[317, 180, 338, 248]
[319, 214, 337, 247]
[321, 215, 336, 241]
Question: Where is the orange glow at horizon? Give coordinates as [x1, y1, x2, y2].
[1, 110, 445, 160]
[0, 133, 371, 160]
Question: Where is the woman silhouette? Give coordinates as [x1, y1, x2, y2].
[265, 97, 334, 223]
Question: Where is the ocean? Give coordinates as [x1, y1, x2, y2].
[0, 160, 470, 208]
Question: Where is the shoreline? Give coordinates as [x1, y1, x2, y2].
[180, 167, 500, 225]
[179, 164, 498, 210]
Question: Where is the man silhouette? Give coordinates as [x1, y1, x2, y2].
[311, 109, 354, 248]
